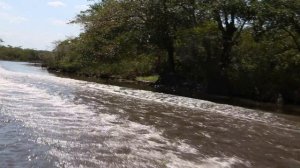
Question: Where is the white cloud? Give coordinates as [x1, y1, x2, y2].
[47, 1, 66, 8]
[0, 1, 12, 10]
[0, 12, 27, 24]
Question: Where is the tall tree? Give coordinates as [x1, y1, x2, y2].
[76, 0, 197, 73]
[205, 0, 255, 69]
[136, 0, 197, 73]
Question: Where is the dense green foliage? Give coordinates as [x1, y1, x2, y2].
[35, 0, 300, 104]
[0, 45, 49, 62]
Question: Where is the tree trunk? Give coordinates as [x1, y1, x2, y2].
[218, 31, 235, 95]
[167, 43, 175, 73]
[220, 24, 236, 70]
[220, 40, 234, 70]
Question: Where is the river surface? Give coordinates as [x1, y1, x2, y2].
[0, 61, 300, 168]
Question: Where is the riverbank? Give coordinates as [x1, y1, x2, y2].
[46, 67, 300, 115]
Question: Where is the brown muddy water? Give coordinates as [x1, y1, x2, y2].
[0, 61, 300, 168]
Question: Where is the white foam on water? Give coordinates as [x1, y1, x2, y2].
[1, 63, 294, 167]
[83, 84, 300, 131]
[0, 68, 230, 167]
[0, 65, 288, 127]
[197, 157, 251, 168]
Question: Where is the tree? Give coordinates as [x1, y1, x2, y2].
[205, 0, 255, 69]
[254, 0, 300, 51]
[75, 0, 196, 73]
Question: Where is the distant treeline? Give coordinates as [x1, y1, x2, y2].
[4, 0, 300, 104]
[0, 45, 50, 62]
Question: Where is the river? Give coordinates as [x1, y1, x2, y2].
[0, 60, 299, 168]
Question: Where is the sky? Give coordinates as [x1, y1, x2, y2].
[0, 0, 93, 50]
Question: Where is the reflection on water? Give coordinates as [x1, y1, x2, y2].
[0, 61, 300, 167]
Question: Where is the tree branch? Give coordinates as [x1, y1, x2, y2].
[215, 11, 225, 33]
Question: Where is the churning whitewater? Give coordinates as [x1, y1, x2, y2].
[0, 61, 299, 168]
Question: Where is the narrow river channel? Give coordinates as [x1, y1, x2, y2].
[0, 61, 299, 168]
